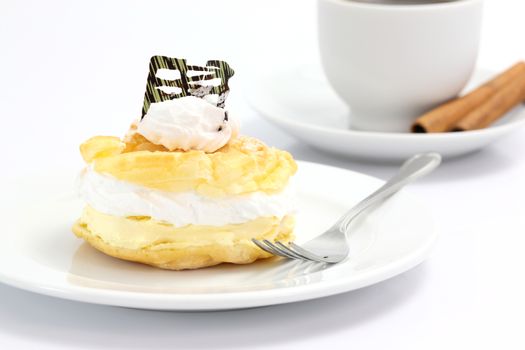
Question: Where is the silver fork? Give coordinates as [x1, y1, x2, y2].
[252, 153, 442, 264]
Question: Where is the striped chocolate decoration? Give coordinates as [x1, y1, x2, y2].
[141, 56, 235, 118]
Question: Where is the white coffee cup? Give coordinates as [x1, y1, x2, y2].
[318, 0, 484, 132]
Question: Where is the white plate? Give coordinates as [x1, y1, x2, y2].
[0, 161, 436, 311]
[246, 65, 525, 161]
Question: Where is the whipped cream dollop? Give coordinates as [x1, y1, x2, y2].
[137, 96, 239, 153]
[78, 167, 295, 227]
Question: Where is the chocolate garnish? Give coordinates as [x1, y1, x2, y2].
[141, 56, 235, 118]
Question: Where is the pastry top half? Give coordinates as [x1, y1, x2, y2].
[80, 132, 296, 197]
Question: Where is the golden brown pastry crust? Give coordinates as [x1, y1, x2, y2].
[79, 134, 297, 197]
[72, 209, 295, 270]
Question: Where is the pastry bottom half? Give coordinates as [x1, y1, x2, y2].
[72, 205, 294, 270]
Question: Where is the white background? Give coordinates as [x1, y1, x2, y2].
[1, 0, 525, 349]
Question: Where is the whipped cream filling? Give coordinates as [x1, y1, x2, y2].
[137, 96, 239, 153]
[78, 167, 295, 227]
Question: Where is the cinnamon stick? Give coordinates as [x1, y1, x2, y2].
[452, 70, 525, 131]
[411, 61, 525, 133]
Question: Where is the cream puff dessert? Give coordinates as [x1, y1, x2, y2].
[72, 56, 297, 270]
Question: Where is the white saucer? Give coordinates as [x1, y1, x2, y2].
[246, 65, 525, 161]
[0, 162, 436, 311]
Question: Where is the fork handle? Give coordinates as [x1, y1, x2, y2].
[336, 153, 441, 232]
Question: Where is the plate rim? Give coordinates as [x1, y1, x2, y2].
[246, 68, 525, 142]
[0, 161, 437, 310]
